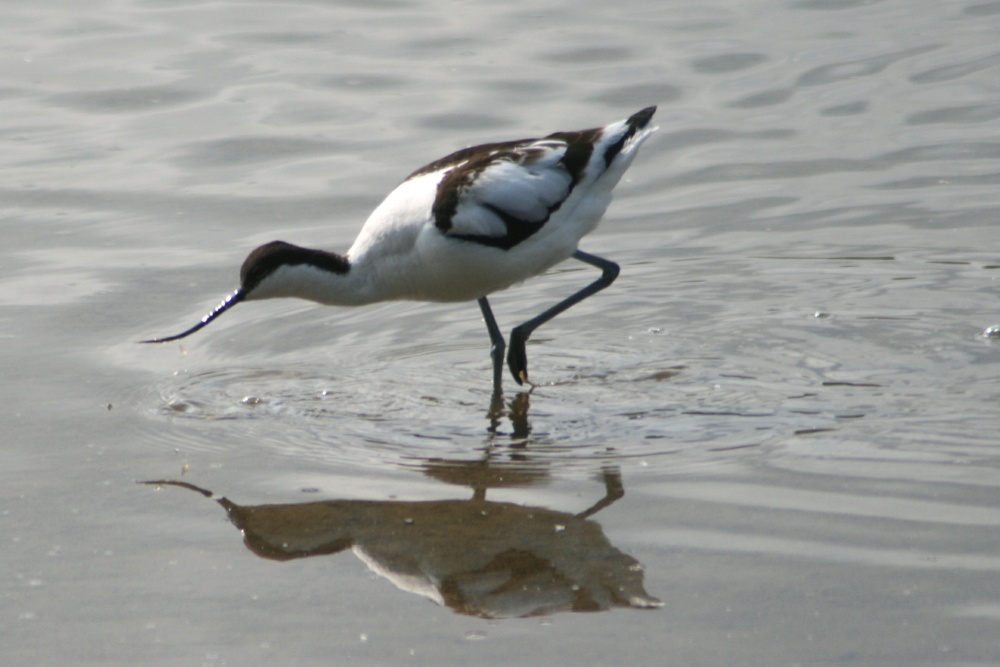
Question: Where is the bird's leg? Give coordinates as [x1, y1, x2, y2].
[507, 250, 620, 385]
[478, 297, 506, 392]
[575, 466, 625, 520]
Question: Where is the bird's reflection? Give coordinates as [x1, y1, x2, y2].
[486, 389, 532, 442]
[144, 465, 661, 618]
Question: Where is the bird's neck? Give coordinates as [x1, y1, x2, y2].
[246, 254, 380, 306]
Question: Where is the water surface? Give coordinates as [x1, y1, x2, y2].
[3, 0, 1000, 665]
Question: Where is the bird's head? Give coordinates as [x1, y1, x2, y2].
[140, 241, 349, 344]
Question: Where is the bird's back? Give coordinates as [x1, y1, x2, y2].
[348, 107, 657, 303]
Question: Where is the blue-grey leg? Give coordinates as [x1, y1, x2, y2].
[507, 250, 620, 385]
[478, 296, 506, 390]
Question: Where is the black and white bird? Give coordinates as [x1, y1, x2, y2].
[144, 106, 658, 389]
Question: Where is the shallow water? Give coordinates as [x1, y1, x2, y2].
[3, 0, 1000, 664]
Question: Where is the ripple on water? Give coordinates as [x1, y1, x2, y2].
[142, 344, 787, 479]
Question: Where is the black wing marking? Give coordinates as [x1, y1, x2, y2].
[427, 130, 600, 250]
[413, 107, 656, 251]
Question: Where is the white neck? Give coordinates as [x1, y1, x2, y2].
[245, 260, 380, 306]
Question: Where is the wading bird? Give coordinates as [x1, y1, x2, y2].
[143, 107, 657, 389]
